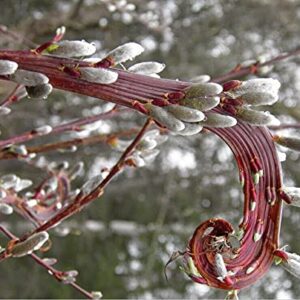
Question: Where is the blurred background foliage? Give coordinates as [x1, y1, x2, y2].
[1, 0, 300, 298]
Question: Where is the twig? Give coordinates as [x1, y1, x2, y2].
[26, 118, 153, 235]
[0, 225, 94, 299]
[0, 128, 139, 159]
[68, 0, 85, 20]
[212, 47, 300, 83]
[269, 123, 300, 130]
[0, 84, 23, 107]
[0, 25, 36, 48]
[30, 253, 94, 299]
[0, 106, 126, 149]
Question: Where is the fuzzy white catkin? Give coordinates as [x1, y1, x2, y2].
[0, 203, 13, 215]
[79, 67, 118, 84]
[48, 40, 96, 57]
[228, 78, 280, 99]
[128, 62, 165, 75]
[9, 145, 28, 156]
[287, 252, 300, 263]
[15, 179, 33, 192]
[128, 153, 146, 167]
[26, 83, 53, 99]
[34, 125, 53, 135]
[237, 108, 280, 126]
[239, 92, 278, 106]
[0, 189, 7, 198]
[148, 105, 185, 132]
[0, 174, 18, 189]
[185, 82, 223, 98]
[10, 232, 49, 257]
[282, 259, 300, 279]
[0, 107, 11, 115]
[176, 123, 203, 136]
[81, 175, 103, 196]
[91, 291, 103, 299]
[282, 187, 300, 207]
[275, 136, 300, 152]
[166, 105, 205, 122]
[140, 149, 160, 164]
[180, 96, 220, 112]
[201, 113, 237, 128]
[215, 253, 228, 279]
[0, 60, 18, 75]
[68, 162, 84, 180]
[144, 129, 160, 139]
[190, 74, 211, 83]
[11, 70, 49, 86]
[105, 42, 144, 65]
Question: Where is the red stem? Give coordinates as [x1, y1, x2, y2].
[1, 46, 300, 293]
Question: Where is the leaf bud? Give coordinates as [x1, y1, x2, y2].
[136, 138, 157, 151]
